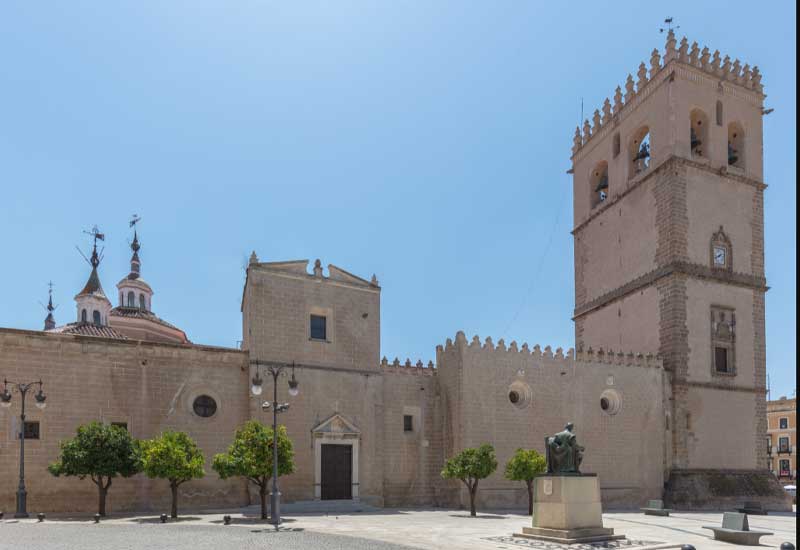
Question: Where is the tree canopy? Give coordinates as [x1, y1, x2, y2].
[212, 420, 295, 519]
[141, 431, 205, 518]
[48, 421, 141, 515]
[504, 448, 546, 482]
[441, 443, 497, 516]
[504, 448, 546, 515]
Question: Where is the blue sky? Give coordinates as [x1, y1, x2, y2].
[0, 2, 795, 397]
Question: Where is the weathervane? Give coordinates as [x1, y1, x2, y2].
[38, 281, 58, 313]
[129, 214, 141, 228]
[659, 17, 679, 33]
[76, 225, 105, 267]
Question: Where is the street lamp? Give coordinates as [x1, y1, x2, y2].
[1, 379, 46, 518]
[250, 360, 299, 528]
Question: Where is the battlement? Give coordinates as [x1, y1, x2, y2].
[380, 356, 436, 375]
[436, 331, 662, 368]
[572, 30, 764, 156]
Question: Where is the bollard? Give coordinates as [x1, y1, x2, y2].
[780, 543, 795, 550]
[0, 511, 4, 520]
[37, 513, 45, 522]
[94, 514, 101, 523]
[160, 513, 167, 524]
[223, 515, 231, 525]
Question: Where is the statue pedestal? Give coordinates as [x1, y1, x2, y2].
[513, 474, 625, 544]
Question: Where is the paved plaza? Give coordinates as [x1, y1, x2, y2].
[0, 508, 795, 550]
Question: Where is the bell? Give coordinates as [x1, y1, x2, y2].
[690, 128, 702, 150]
[728, 143, 738, 165]
[633, 142, 650, 161]
[594, 174, 609, 192]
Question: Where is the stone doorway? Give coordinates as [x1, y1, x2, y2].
[321, 444, 352, 500]
[312, 413, 360, 501]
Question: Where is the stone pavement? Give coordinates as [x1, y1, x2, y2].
[1, 508, 795, 549]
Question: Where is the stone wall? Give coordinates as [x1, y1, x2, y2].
[437, 333, 665, 510]
[242, 260, 380, 373]
[0, 329, 250, 515]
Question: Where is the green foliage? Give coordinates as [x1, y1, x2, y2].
[504, 447, 546, 515]
[140, 431, 205, 485]
[48, 421, 141, 515]
[48, 421, 141, 482]
[441, 443, 498, 517]
[441, 443, 498, 485]
[213, 420, 296, 520]
[212, 420, 295, 485]
[504, 448, 546, 483]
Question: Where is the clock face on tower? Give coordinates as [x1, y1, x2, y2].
[713, 246, 726, 267]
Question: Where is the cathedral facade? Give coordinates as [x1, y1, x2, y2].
[0, 32, 791, 514]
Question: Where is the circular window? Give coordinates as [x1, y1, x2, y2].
[507, 381, 532, 410]
[193, 395, 217, 418]
[600, 389, 621, 416]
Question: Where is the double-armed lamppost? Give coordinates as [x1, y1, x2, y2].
[249, 360, 299, 527]
[1, 379, 47, 518]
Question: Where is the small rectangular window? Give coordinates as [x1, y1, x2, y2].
[403, 415, 413, 432]
[310, 315, 327, 340]
[779, 417, 788, 429]
[23, 421, 40, 440]
[111, 422, 128, 431]
[780, 459, 790, 476]
[778, 437, 790, 452]
[714, 347, 728, 373]
[613, 132, 621, 158]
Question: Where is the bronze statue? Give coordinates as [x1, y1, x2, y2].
[545, 422, 585, 474]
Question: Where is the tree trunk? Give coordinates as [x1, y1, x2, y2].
[526, 481, 533, 516]
[259, 484, 268, 520]
[170, 482, 179, 519]
[469, 482, 477, 517]
[98, 479, 108, 516]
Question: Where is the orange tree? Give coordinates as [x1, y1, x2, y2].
[504, 448, 546, 515]
[212, 420, 295, 519]
[48, 422, 141, 516]
[441, 443, 497, 517]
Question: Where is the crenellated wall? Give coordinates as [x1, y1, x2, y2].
[436, 331, 666, 509]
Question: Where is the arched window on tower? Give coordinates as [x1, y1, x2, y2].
[81, 309, 87, 323]
[690, 109, 709, 158]
[139, 294, 146, 310]
[728, 122, 745, 169]
[629, 126, 651, 177]
[92, 310, 101, 325]
[127, 291, 135, 307]
[589, 161, 609, 208]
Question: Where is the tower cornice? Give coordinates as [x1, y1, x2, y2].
[573, 260, 768, 320]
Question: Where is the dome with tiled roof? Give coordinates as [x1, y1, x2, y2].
[107, 226, 189, 344]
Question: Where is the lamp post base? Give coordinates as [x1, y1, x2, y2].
[15, 488, 28, 518]
[270, 490, 281, 525]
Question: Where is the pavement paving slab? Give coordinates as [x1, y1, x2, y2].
[0, 507, 795, 549]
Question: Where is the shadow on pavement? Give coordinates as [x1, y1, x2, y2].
[448, 513, 509, 520]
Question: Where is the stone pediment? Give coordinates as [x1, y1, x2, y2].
[312, 413, 360, 436]
[327, 265, 373, 287]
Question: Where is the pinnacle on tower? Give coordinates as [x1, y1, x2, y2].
[128, 230, 141, 280]
[43, 282, 56, 330]
[77, 234, 106, 299]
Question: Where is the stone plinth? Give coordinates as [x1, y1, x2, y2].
[514, 474, 625, 544]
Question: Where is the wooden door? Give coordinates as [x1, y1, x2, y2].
[321, 444, 352, 500]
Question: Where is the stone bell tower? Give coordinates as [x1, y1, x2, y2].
[569, 31, 786, 508]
